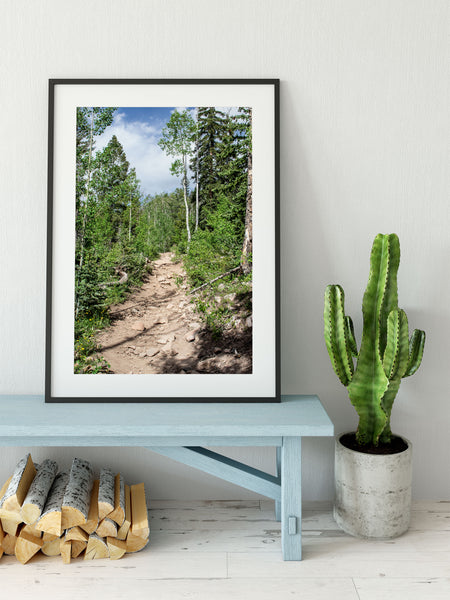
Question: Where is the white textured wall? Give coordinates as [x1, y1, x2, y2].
[0, 0, 448, 500]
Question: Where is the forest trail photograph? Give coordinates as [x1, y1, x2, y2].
[74, 105, 253, 375]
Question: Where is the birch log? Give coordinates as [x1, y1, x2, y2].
[0, 519, 4, 559]
[0, 479, 14, 537]
[80, 479, 99, 534]
[22, 523, 42, 538]
[116, 484, 131, 541]
[0, 476, 12, 502]
[107, 537, 126, 560]
[98, 467, 115, 521]
[108, 474, 125, 526]
[36, 471, 69, 536]
[2, 533, 17, 555]
[65, 526, 88, 543]
[126, 483, 149, 553]
[84, 533, 109, 560]
[60, 539, 72, 564]
[126, 531, 149, 553]
[130, 483, 149, 539]
[61, 458, 94, 530]
[96, 517, 117, 538]
[15, 531, 43, 564]
[21, 459, 58, 524]
[0, 454, 36, 517]
[41, 535, 62, 556]
[1, 517, 22, 536]
[71, 540, 87, 558]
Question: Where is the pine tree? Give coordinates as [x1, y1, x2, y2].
[195, 107, 226, 225]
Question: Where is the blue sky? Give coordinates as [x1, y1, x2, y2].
[93, 106, 239, 197]
[94, 107, 183, 196]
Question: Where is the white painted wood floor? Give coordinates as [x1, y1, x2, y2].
[0, 500, 449, 599]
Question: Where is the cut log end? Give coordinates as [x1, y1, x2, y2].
[22, 524, 42, 538]
[126, 531, 149, 553]
[96, 517, 117, 539]
[2, 533, 18, 555]
[15, 531, 44, 565]
[41, 536, 62, 557]
[84, 534, 109, 560]
[65, 526, 89, 543]
[61, 506, 87, 531]
[107, 537, 126, 560]
[36, 511, 62, 537]
[1, 517, 22, 536]
[20, 504, 41, 526]
[71, 540, 87, 558]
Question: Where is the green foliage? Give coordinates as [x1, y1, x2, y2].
[74, 114, 153, 372]
[74, 315, 111, 374]
[324, 234, 426, 447]
[183, 193, 252, 338]
[193, 107, 250, 229]
[184, 195, 243, 288]
[193, 275, 252, 339]
[74, 104, 253, 370]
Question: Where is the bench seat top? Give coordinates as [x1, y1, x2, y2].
[0, 395, 334, 446]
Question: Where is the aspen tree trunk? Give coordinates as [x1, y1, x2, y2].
[241, 111, 253, 275]
[128, 202, 132, 242]
[182, 155, 191, 245]
[76, 109, 95, 319]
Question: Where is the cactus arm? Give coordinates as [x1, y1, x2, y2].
[379, 309, 410, 444]
[404, 329, 426, 377]
[345, 316, 358, 356]
[382, 309, 410, 380]
[324, 285, 354, 386]
[377, 234, 401, 358]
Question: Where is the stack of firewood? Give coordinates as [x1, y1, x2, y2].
[0, 454, 149, 564]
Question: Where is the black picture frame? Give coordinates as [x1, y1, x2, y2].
[46, 79, 280, 403]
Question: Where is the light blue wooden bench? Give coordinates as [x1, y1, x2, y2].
[0, 394, 333, 560]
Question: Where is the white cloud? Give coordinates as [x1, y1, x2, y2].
[94, 112, 180, 196]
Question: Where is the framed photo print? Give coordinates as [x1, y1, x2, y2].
[46, 79, 279, 402]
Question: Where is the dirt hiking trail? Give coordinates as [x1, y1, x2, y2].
[97, 252, 252, 374]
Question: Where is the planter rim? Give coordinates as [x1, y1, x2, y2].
[336, 431, 412, 457]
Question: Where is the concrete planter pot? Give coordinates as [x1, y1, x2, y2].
[334, 432, 412, 539]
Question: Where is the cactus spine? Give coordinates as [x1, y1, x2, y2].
[324, 233, 425, 446]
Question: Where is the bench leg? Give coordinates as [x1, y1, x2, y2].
[281, 436, 302, 560]
[275, 446, 281, 521]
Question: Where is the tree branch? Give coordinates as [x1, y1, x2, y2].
[189, 266, 241, 295]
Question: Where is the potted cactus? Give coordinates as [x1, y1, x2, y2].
[324, 233, 425, 538]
